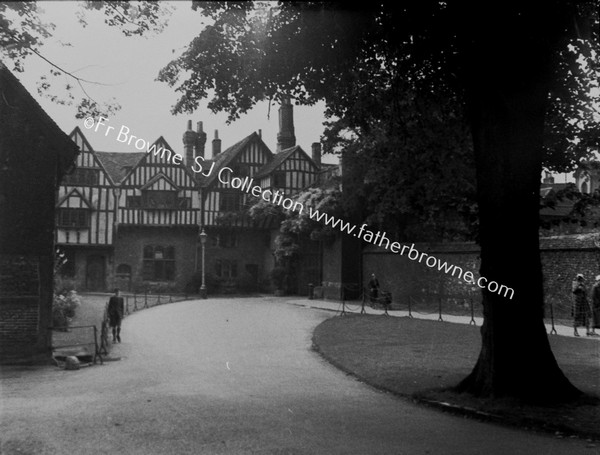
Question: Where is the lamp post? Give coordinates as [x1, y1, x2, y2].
[199, 228, 207, 299]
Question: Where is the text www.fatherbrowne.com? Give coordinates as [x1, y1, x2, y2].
[308, 207, 514, 300]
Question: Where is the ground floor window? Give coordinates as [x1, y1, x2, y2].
[215, 259, 237, 278]
[143, 245, 175, 281]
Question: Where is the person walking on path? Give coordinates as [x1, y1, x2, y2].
[368, 273, 380, 304]
[572, 274, 593, 337]
[107, 288, 125, 343]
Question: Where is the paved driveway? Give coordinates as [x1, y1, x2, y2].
[1, 298, 596, 454]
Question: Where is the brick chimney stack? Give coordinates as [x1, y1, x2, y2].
[183, 120, 199, 165]
[196, 121, 207, 160]
[311, 142, 322, 167]
[276, 97, 296, 153]
[212, 130, 221, 157]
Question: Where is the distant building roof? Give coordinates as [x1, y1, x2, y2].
[540, 183, 569, 197]
[539, 183, 577, 220]
[254, 145, 298, 178]
[200, 132, 272, 187]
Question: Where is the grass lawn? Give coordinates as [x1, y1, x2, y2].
[312, 314, 600, 440]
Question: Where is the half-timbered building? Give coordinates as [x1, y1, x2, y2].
[56, 127, 117, 291]
[112, 136, 201, 292]
[56, 100, 330, 294]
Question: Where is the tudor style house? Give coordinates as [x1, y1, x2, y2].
[56, 100, 329, 294]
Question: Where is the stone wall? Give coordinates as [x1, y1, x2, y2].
[362, 233, 600, 319]
[363, 242, 480, 303]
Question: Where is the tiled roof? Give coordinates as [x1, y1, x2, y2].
[254, 146, 299, 178]
[140, 172, 179, 191]
[539, 183, 577, 219]
[95, 151, 145, 184]
[254, 145, 320, 179]
[0, 62, 79, 173]
[201, 132, 265, 187]
[540, 183, 569, 194]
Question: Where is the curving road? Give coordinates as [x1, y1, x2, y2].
[1, 298, 596, 454]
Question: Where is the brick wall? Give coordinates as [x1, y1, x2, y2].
[362, 234, 600, 319]
[0, 255, 50, 363]
[363, 242, 480, 302]
[114, 226, 197, 293]
[57, 247, 114, 292]
[204, 228, 270, 293]
[321, 236, 343, 299]
[319, 234, 362, 300]
[539, 235, 600, 319]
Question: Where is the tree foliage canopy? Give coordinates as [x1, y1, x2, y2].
[159, 1, 599, 401]
[158, 1, 598, 240]
[0, 1, 171, 118]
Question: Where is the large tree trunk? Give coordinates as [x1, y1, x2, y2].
[456, 3, 581, 402]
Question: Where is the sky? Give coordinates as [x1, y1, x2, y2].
[12, 1, 334, 162]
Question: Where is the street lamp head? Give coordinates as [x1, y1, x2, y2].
[199, 228, 207, 245]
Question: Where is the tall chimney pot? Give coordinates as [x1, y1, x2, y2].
[311, 142, 322, 167]
[183, 119, 199, 165]
[195, 121, 207, 160]
[276, 96, 296, 153]
[212, 129, 221, 157]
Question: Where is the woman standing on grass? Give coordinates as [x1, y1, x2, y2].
[572, 274, 593, 337]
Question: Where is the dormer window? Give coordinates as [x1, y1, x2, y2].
[58, 208, 89, 228]
[62, 168, 100, 186]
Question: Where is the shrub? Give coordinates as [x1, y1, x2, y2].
[54, 276, 78, 295]
[52, 290, 81, 328]
[270, 267, 287, 291]
[238, 272, 258, 293]
[184, 271, 222, 294]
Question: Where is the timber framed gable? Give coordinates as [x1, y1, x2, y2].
[56, 128, 115, 246]
[118, 137, 200, 227]
[255, 145, 319, 194]
[202, 132, 274, 227]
